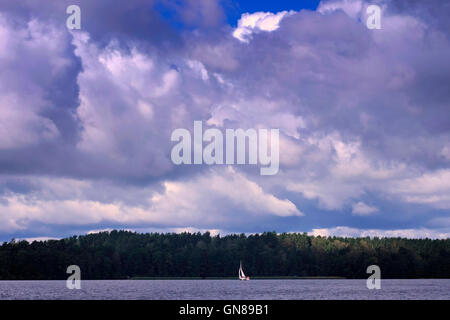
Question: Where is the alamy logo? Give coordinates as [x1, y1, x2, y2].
[366, 5, 381, 29]
[66, 5, 81, 30]
[366, 265, 381, 289]
[171, 121, 280, 175]
[66, 265, 81, 289]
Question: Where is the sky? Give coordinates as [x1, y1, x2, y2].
[0, 0, 449, 241]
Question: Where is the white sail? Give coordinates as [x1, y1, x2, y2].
[239, 261, 249, 280]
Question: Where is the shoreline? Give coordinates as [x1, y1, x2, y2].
[128, 277, 449, 280]
[130, 276, 346, 280]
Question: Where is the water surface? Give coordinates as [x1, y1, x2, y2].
[0, 279, 448, 300]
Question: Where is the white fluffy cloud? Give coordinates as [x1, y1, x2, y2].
[309, 226, 450, 239]
[352, 202, 379, 215]
[233, 11, 294, 42]
[388, 169, 450, 209]
[0, 167, 300, 234]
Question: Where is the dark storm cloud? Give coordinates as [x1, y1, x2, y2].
[187, 3, 450, 170]
[0, 0, 183, 50]
[389, 0, 450, 37]
[0, 0, 226, 180]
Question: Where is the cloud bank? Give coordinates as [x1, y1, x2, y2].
[0, 0, 449, 240]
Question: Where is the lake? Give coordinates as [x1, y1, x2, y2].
[0, 279, 448, 300]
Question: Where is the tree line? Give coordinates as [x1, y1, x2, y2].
[0, 230, 448, 279]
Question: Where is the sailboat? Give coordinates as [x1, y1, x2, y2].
[239, 261, 250, 281]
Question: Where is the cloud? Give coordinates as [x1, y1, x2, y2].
[309, 226, 450, 239]
[318, 0, 364, 19]
[232, 11, 294, 42]
[170, 0, 225, 28]
[20, 237, 60, 243]
[0, 0, 185, 50]
[0, 15, 81, 148]
[0, 0, 449, 240]
[0, 167, 300, 236]
[388, 169, 450, 209]
[352, 202, 378, 215]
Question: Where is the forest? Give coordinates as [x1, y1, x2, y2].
[0, 230, 448, 279]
